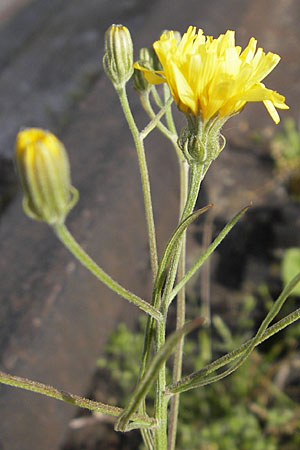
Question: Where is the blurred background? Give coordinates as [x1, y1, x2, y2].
[0, 0, 299, 449]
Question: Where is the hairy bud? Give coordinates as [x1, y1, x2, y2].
[103, 24, 134, 89]
[15, 128, 78, 225]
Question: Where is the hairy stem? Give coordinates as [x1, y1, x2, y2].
[53, 224, 162, 321]
[117, 86, 158, 279]
[154, 162, 204, 450]
[0, 370, 155, 428]
[168, 159, 189, 450]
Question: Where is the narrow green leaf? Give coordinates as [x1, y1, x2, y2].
[169, 204, 251, 304]
[155, 204, 212, 302]
[115, 318, 204, 431]
[138, 205, 212, 380]
[0, 370, 155, 428]
[167, 272, 300, 394]
[167, 307, 300, 395]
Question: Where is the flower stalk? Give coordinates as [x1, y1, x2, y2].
[168, 158, 189, 450]
[53, 223, 162, 321]
[116, 85, 158, 279]
[154, 161, 204, 450]
[0, 370, 155, 428]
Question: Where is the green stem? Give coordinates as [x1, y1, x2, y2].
[137, 92, 183, 379]
[0, 370, 155, 428]
[137, 88, 180, 450]
[117, 86, 158, 279]
[154, 317, 168, 450]
[168, 159, 189, 450]
[164, 163, 205, 309]
[200, 210, 214, 326]
[154, 162, 204, 450]
[140, 96, 174, 140]
[53, 224, 162, 322]
[117, 319, 202, 433]
[140, 93, 182, 161]
[151, 86, 163, 108]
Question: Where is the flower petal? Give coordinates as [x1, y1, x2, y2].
[134, 26, 288, 123]
[133, 62, 165, 84]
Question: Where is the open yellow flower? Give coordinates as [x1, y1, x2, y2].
[135, 26, 288, 124]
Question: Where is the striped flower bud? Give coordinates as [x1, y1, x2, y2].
[15, 128, 78, 225]
[103, 24, 134, 89]
[133, 47, 162, 92]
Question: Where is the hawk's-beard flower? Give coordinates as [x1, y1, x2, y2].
[135, 26, 288, 124]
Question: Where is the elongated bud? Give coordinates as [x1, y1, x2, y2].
[133, 46, 162, 92]
[133, 66, 149, 92]
[103, 24, 134, 89]
[139, 47, 162, 71]
[15, 128, 78, 225]
[133, 47, 157, 92]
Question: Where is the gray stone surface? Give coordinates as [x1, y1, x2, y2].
[0, 0, 299, 449]
[0, 0, 33, 24]
[0, 0, 154, 158]
[0, 1, 171, 449]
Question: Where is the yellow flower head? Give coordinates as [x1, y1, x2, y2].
[16, 128, 78, 225]
[135, 26, 289, 123]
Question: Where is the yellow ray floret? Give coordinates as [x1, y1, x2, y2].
[134, 26, 289, 123]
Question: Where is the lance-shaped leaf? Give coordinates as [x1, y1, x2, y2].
[167, 306, 300, 395]
[115, 318, 204, 432]
[167, 272, 300, 395]
[139, 205, 212, 380]
[168, 204, 251, 306]
[155, 204, 212, 307]
[0, 370, 155, 429]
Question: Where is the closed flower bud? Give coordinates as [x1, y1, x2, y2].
[138, 47, 162, 72]
[103, 24, 134, 89]
[133, 47, 161, 92]
[178, 117, 226, 165]
[133, 66, 149, 92]
[178, 128, 206, 164]
[15, 128, 78, 225]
